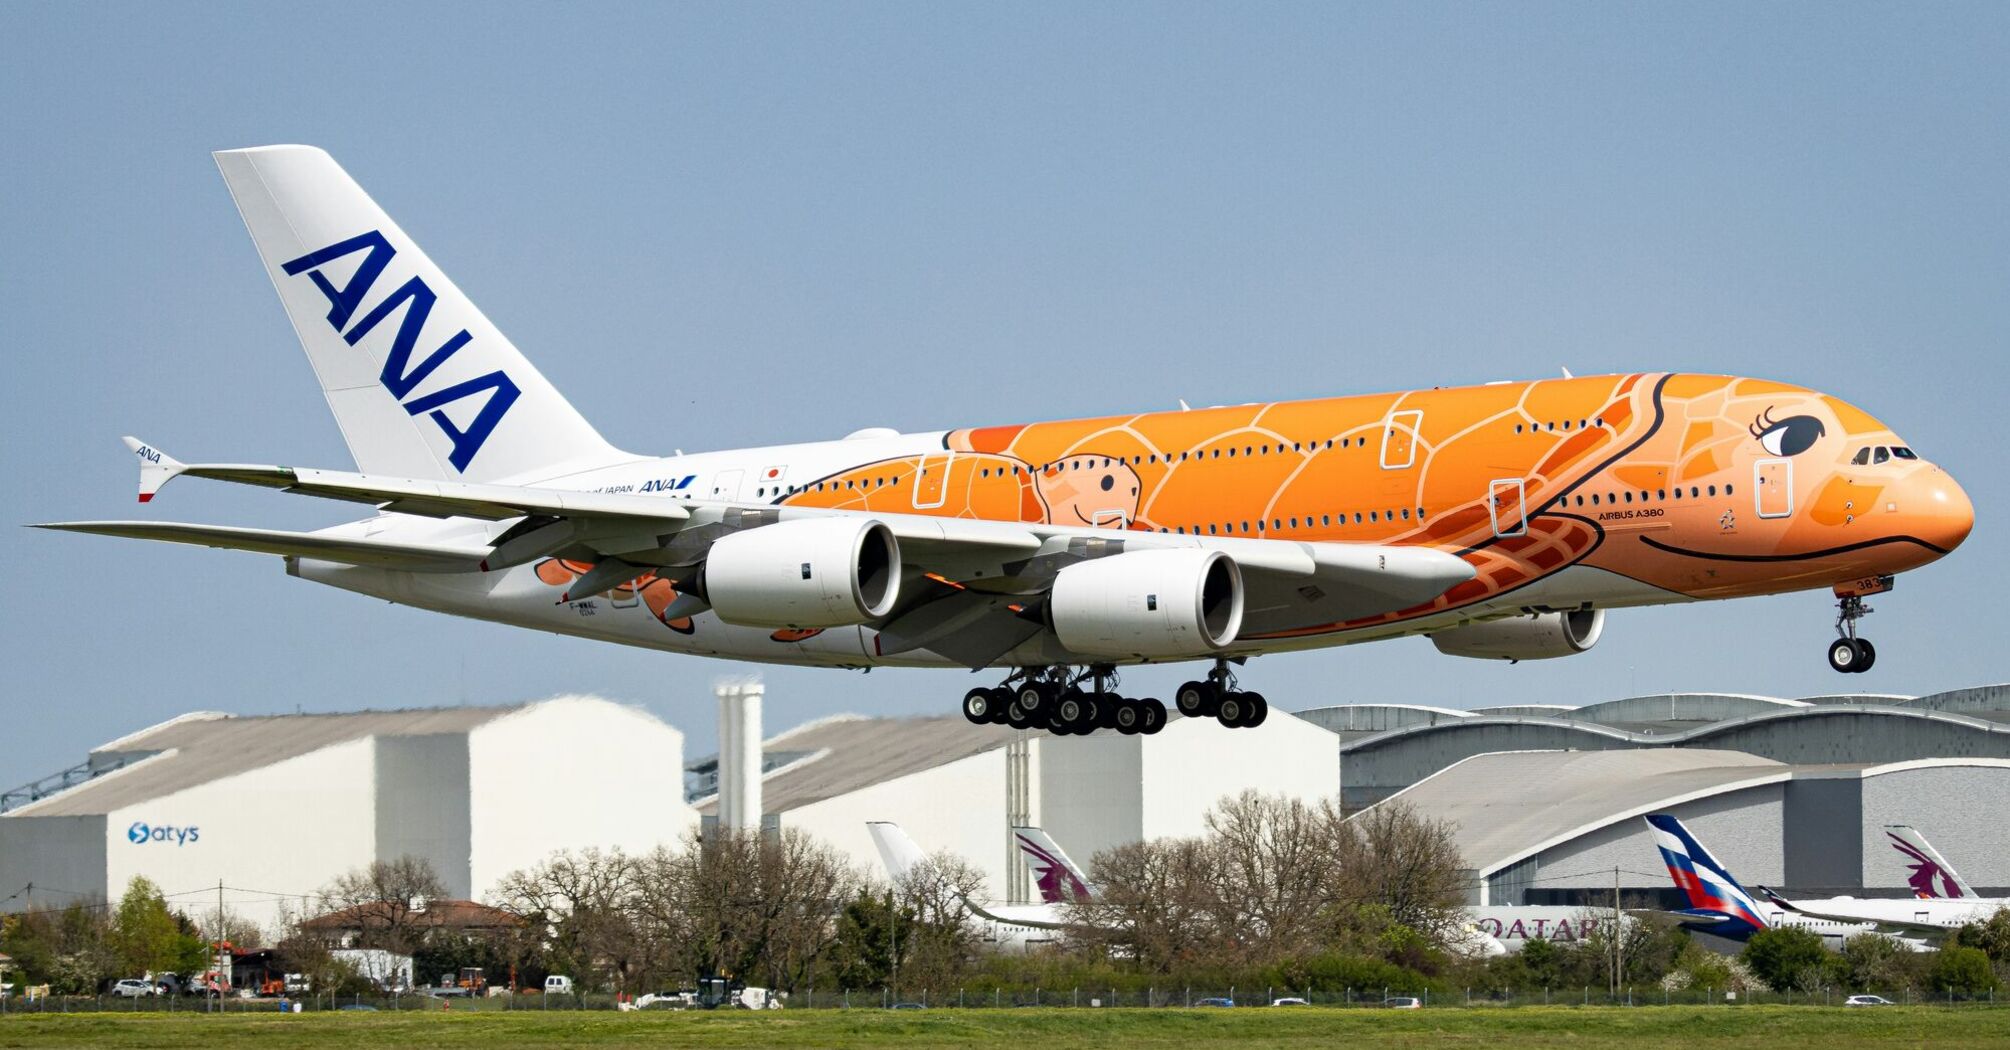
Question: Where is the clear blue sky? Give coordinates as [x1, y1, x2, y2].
[3, 3, 2005, 786]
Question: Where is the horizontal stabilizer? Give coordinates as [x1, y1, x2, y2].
[123, 437, 186, 503]
[32, 521, 486, 572]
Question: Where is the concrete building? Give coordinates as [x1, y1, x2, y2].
[0, 697, 694, 929]
[1302, 683, 2010, 809]
[690, 709, 1341, 906]
[1369, 747, 2010, 910]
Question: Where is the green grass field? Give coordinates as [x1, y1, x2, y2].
[2, 1006, 2008, 1049]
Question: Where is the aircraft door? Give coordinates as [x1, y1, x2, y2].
[1380, 409, 1423, 469]
[1488, 478, 1528, 537]
[710, 469, 744, 501]
[912, 452, 953, 509]
[1755, 459, 1792, 519]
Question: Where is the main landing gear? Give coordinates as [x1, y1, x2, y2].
[1827, 594, 1877, 674]
[1173, 658, 1268, 729]
[962, 666, 1166, 736]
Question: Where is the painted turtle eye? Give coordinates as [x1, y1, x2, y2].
[1100, 474, 1115, 491]
[1755, 414, 1826, 457]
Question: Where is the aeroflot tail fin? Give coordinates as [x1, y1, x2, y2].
[213, 145, 627, 485]
[1011, 826, 1094, 903]
[1886, 825, 1976, 899]
[1643, 814, 1770, 933]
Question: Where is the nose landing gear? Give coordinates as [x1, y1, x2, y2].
[1827, 594, 1877, 674]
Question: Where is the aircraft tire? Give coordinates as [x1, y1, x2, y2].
[1828, 638, 1862, 673]
[1114, 701, 1142, 734]
[1176, 680, 1217, 718]
[1241, 692, 1269, 728]
[962, 688, 996, 725]
[1139, 698, 1166, 734]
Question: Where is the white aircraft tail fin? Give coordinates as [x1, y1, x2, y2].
[1011, 826, 1093, 903]
[123, 437, 186, 503]
[866, 821, 929, 885]
[1885, 825, 1977, 899]
[213, 145, 626, 484]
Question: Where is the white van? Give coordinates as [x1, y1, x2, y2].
[544, 975, 574, 996]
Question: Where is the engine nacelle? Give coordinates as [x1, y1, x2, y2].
[704, 518, 901, 628]
[1049, 549, 1244, 659]
[1430, 609, 1605, 661]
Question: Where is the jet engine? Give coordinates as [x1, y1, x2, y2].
[1429, 609, 1605, 661]
[1049, 549, 1244, 658]
[703, 518, 901, 628]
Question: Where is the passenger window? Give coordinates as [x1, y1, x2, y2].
[1708, 485, 1717, 496]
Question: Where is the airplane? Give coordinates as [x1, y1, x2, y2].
[1012, 826, 1095, 905]
[865, 821, 1069, 946]
[1645, 814, 1937, 948]
[1747, 825, 2010, 932]
[37, 145, 1975, 736]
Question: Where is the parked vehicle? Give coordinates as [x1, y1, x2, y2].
[1845, 995, 1895, 1007]
[544, 975, 574, 996]
[1383, 996, 1423, 1009]
[111, 979, 153, 998]
[1271, 997, 1309, 1006]
[1194, 997, 1235, 1007]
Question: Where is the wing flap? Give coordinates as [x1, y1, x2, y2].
[33, 521, 487, 572]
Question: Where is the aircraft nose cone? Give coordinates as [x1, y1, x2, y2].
[1916, 468, 1974, 553]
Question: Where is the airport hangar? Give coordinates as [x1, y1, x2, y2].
[4, 682, 2007, 927]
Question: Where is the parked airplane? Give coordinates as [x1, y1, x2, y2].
[1645, 814, 1937, 948]
[866, 822, 1068, 946]
[1749, 824, 2010, 932]
[40, 146, 1974, 734]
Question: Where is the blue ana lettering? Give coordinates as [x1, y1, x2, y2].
[280, 231, 517, 472]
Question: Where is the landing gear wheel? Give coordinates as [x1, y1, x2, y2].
[1176, 680, 1218, 718]
[1005, 700, 1031, 730]
[1139, 698, 1165, 735]
[1114, 700, 1142, 735]
[1055, 690, 1095, 731]
[1854, 638, 1876, 672]
[1096, 694, 1122, 730]
[1827, 638, 1864, 674]
[1016, 680, 1055, 717]
[962, 688, 998, 725]
[1216, 691, 1248, 728]
[1240, 691, 1269, 728]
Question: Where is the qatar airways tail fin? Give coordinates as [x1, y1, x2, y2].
[1011, 826, 1093, 903]
[1643, 814, 1770, 935]
[213, 145, 627, 484]
[1886, 825, 1976, 899]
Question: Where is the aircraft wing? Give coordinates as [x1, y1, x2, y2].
[30, 521, 486, 572]
[1754, 886, 1953, 937]
[52, 439, 1475, 641]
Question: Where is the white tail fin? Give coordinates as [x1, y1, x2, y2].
[214, 145, 626, 484]
[1885, 825, 1976, 899]
[865, 821, 929, 885]
[1011, 826, 1093, 903]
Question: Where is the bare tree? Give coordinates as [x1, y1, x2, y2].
[490, 847, 643, 992]
[319, 856, 450, 954]
[1070, 836, 1223, 972]
[889, 849, 987, 990]
[1331, 799, 1467, 939]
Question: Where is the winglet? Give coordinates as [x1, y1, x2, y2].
[122, 437, 186, 503]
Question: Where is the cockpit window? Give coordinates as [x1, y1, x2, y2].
[1852, 448, 1871, 465]
[1873, 447, 1890, 465]
[1891, 446, 1918, 460]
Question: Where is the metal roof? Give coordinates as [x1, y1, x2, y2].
[1381, 748, 2010, 877]
[694, 713, 1025, 816]
[7, 705, 532, 818]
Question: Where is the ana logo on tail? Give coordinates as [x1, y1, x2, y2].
[281, 231, 519, 472]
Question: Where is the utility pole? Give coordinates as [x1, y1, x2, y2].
[1611, 866, 1622, 998]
